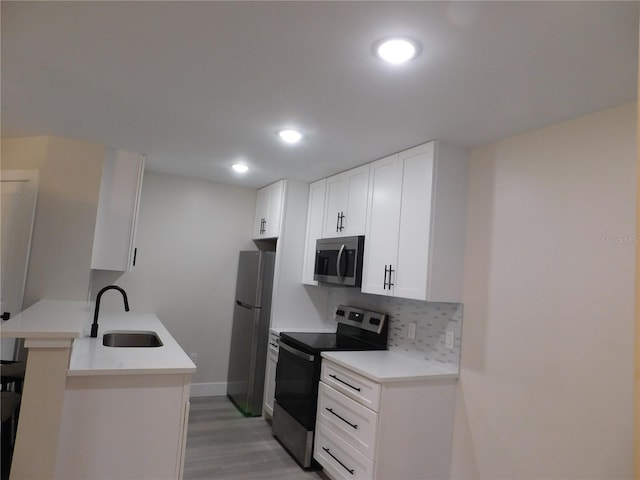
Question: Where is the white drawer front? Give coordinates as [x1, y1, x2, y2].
[317, 382, 378, 459]
[322, 360, 381, 412]
[314, 422, 374, 480]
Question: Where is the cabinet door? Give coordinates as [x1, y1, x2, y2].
[314, 423, 375, 480]
[361, 154, 401, 296]
[302, 179, 326, 285]
[317, 382, 379, 459]
[263, 347, 278, 417]
[322, 165, 369, 237]
[343, 165, 369, 236]
[323, 173, 348, 237]
[253, 188, 270, 238]
[393, 142, 435, 300]
[253, 180, 284, 239]
[91, 149, 144, 272]
[264, 180, 284, 237]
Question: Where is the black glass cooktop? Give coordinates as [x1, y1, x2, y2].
[279, 332, 340, 353]
[279, 305, 389, 355]
[280, 325, 388, 355]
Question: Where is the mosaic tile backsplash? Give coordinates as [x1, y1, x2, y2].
[326, 288, 463, 370]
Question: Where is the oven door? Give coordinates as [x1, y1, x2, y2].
[274, 340, 320, 430]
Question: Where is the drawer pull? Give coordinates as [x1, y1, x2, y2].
[329, 374, 361, 392]
[325, 407, 358, 429]
[322, 447, 354, 475]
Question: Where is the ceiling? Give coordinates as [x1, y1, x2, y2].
[2, 1, 638, 189]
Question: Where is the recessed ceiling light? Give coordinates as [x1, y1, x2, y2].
[278, 129, 303, 144]
[232, 163, 249, 173]
[374, 37, 421, 64]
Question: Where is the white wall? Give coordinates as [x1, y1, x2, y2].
[2, 136, 105, 308]
[91, 171, 256, 391]
[451, 103, 636, 479]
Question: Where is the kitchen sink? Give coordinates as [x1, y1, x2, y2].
[102, 331, 163, 348]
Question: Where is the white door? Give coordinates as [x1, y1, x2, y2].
[1, 170, 39, 359]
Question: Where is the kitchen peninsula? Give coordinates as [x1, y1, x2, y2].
[0, 299, 196, 480]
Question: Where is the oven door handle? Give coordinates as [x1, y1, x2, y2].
[279, 341, 315, 361]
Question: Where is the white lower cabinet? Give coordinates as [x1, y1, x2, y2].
[317, 381, 378, 459]
[315, 423, 375, 480]
[56, 373, 192, 479]
[263, 331, 279, 418]
[315, 358, 457, 480]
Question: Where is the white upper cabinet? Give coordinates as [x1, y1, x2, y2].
[322, 164, 369, 237]
[91, 148, 145, 272]
[361, 141, 468, 302]
[359, 153, 402, 294]
[302, 179, 326, 285]
[253, 180, 285, 239]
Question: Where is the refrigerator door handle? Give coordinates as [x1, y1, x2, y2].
[236, 300, 254, 309]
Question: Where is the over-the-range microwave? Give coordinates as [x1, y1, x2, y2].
[314, 235, 364, 287]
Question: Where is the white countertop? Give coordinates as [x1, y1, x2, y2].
[1, 299, 196, 376]
[69, 312, 196, 376]
[321, 350, 459, 383]
[0, 300, 90, 339]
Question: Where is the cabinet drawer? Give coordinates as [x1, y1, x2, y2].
[314, 422, 374, 480]
[321, 360, 381, 412]
[317, 382, 378, 459]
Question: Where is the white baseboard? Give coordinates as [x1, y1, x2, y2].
[190, 382, 227, 397]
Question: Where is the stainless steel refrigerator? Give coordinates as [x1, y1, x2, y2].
[226, 250, 276, 416]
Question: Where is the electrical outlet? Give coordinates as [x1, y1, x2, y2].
[189, 352, 198, 365]
[407, 322, 417, 339]
[445, 331, 455, 350]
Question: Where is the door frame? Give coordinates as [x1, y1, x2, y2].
[635, 18, 640, 480]
[0, 169, 39, 358]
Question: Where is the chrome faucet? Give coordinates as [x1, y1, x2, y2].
[90, 285, 130, 338]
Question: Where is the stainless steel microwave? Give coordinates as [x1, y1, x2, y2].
[314, 235, 364, 287]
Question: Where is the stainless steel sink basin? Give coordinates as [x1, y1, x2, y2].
[102, 331, 163, 348]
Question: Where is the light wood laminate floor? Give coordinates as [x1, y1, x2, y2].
[184, 396, 328, 480]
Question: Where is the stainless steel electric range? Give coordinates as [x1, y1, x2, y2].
[272, 305, 388, 468]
